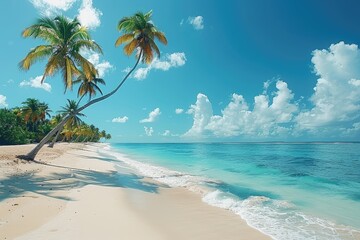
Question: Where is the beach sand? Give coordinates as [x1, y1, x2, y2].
[0, 143, 270, 240]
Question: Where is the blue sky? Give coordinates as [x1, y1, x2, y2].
[1, 0, 360, 142]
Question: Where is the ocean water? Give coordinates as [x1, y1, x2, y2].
[99, 143, 360, 240]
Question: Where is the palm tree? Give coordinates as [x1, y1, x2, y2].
[21, 11, 167, 160]
[38, 102, 52, 122]
[73, 71, 105, 104]
[115, 10, 167, 64]
[105, 133, 112, 142]
[48, 100, 84, 148]
[19, 16, 102, 90]
[58, 99, 85, 128]
[48, 114, 63, 147]
[21, 98, 50, 131]
[100, 130, 106, 141]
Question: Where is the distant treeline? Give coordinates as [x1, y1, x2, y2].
[0, 98, 111, 145]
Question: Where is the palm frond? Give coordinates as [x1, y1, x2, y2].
[154, 31, 168, 45]
[72, 39, 103, 54]
[124, 39, 138, 56]
[115, 33, 134, 47]
[149, 39, 160, 58]
[19, 45, 54, 70]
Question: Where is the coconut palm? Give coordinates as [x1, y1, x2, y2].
[73, 71, 106, 104]
[21, 98, 41, 125]
[19, 16, 102, 90]
[59, 99, 85, 127]
[105, 133, 112, 141]
[48, 100, 84, 148]
[21, 98, 51, 131]
[21, 11, 167, 160]
[115, 10, 167, 63]
[38, 102, 52, 122]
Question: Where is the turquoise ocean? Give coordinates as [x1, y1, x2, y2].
[99, 143, 360, 240]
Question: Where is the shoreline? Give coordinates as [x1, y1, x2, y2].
[0, 143, 270, 240]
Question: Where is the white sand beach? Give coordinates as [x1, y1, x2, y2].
[0, 143, 270, 240]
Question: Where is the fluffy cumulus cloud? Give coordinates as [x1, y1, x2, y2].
[175, 108, 184, 114]
[112, 116, 128, 123]
[295, 42, 360, 133]
[133, 52, 186, 80]
[78, 0, 102, 29]
[140, 108, 161, 123]
[183, 94, 213, 137]
[184, 81, 298, 138]
[81, 50, 113, 77]
[188, 16, 204, 30]
[184, 42, 360, 139]
[30, 0, 102, 30]
[30, 0, 76, 16]
[144, 127, 154, 136]
[20, 76, 52, 92]
[0, 95, 8, 108]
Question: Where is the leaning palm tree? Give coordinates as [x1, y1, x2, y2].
[20, 11, 167, 160]
[48, 114, 63, 147]
[19, 16, 102, 90]
[73, 71, 105, 104]
[58, 99, 85, 128]
[48, 100, 85, 148]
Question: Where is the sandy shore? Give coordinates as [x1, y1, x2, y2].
[0, 143, 270, 240]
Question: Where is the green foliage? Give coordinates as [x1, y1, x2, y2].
[19, 16, 102, 90]
[0, 109, 30, 145]
[0, 98, 109, 145]
[115, 10, 167, 64]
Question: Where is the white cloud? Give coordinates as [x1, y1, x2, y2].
[30, 0, 76, 16]
[20, 76, 52, 92]
[140, 108, 161, 123]
[188, 16, 204, 30]
[81, 50, 113, 78]
[183, 93, 213, 138]
[144, 127, 154, 136]
[122, 67, 132, 74]
[183, 42, 360, 139]
[0, 95, 8, 108]
[78, 0, 102, 29]
[175, 108, 184, 114]
[162, 130, 171, 136]
[112, 116, 128, 123]
[133, 52, 186, 80]
[180, 19, 184, 26]
[296, 42, 360, 132]
[184, 81, 298, 138]
[133, 67, 151, 80]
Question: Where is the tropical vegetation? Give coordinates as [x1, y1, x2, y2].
[0, 98, 110, 145]
[16, 10, 166, 160]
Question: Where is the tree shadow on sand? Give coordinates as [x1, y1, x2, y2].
[0, 160, 161, 202]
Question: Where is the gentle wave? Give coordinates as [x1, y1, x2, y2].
[98, 144, 360, 240]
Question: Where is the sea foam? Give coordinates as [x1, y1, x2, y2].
[98, 144, 360, 240]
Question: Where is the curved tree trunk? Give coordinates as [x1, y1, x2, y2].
[49, 93, 83, 148]
[48, 125, 64, 148]
[21, 51, 142, 160]
[18, 115, 70, 160]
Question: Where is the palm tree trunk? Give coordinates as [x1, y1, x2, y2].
[48, 125, 64, 148]
[76, 51, 142, 113]
[18, 115, 70, 160]
[74, 134, 81, 142]
[21, 51, 142, 160]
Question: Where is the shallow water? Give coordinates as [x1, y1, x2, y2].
[100, 143, 360, 240]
